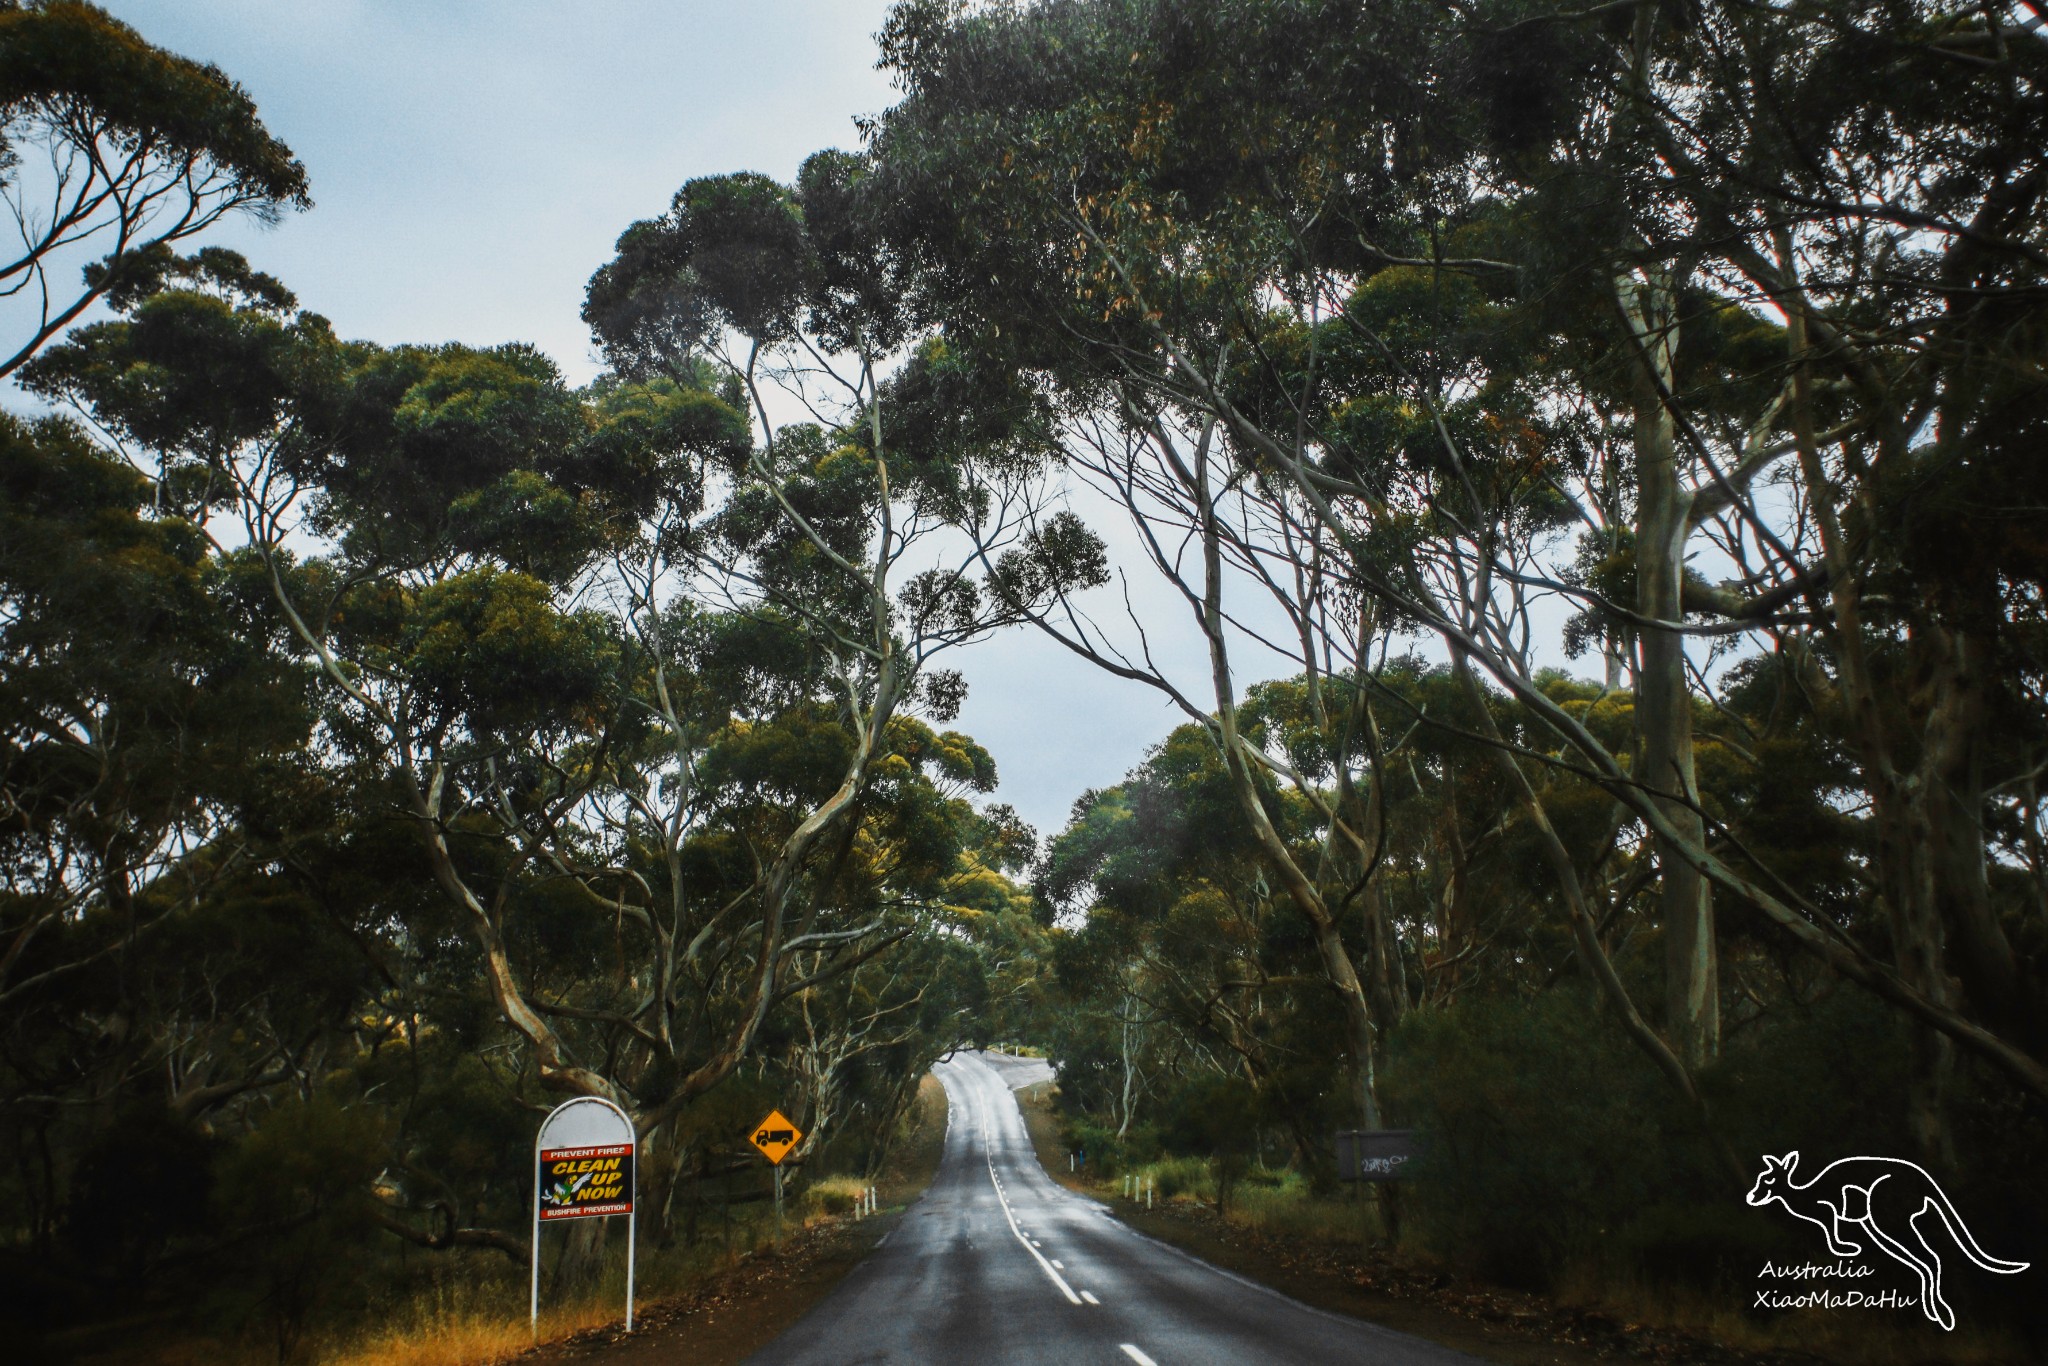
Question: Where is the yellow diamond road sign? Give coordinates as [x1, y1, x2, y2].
[749, 1109, 802, 1165]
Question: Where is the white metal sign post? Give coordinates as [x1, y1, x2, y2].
[531, 1096, 637, 1340]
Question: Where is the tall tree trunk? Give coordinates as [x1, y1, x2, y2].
[1876, 764, 1957, 1167]
[553, 1215, 610, 1291]
[1621, 269, 1720, 1069]
[1882, 610, 2006, 1169]
[1117, 979, 1141, 1138]
[1924, 619, 2029, 1050]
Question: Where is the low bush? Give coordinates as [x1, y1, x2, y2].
[1057, 1115, 1159, 1178]
[1382, 981, 2048, 1350]
[1149, 1155, 1212, 1200]
[803, 1175, 869, 1217]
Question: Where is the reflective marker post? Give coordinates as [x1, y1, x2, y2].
[531, 1096, 638, 1341]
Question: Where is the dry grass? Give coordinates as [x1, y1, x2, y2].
[1220, 1179, 1384, 1244]
[803, 1174, 872, 1217]
[1014, 1083, 2032, 1364]
[1097, 1156, 1385, 1247]
[1154, 1176, 2028, 1362]
[314, 1200, 797, 1366]
[317, 1078, 952, 1366]
[320, 1263, 667, 1366]
[1551, 1262, 2031, 1366]
[321, 1294, 582, 1366]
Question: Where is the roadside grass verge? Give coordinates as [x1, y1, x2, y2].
[1014, 1082, 2025, 1366]
[300, 1074, 951, 1366]
[1093, 1154, 1389, 1247]
[801, 1174, 871, 1217]
[316, 1230, 773, 1366]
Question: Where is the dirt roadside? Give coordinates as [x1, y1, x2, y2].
[518, 1074, 948, 1366]
[1013, 1081, 1837, 1366]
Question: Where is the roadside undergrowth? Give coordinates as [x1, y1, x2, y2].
[313, 1074, 949, 1366]
[1016, 1082, 2026, 1366]
[317, 1204, 800, 1366]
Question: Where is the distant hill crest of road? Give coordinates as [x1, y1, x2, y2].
[968, 1048, 1056, 1090]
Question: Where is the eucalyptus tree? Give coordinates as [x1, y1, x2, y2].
[574, 154, 1076, 1128]
[1550, 0, 2048, 1158]
[0, 405, 350, 1266]
[1420, 0, 2048, 1154]
[867, 0, 2048, 1158]
[0, 407, 302, 1010]
[783, 802, 1047, 1176]
[867, 0, 1602, 1132]
[0, 1, 307, 377]
[0, 0, 313, 1044]
[1, 262, 323, 1074]
[1041, 722, 1354, 1155]
[26, 156, 1065, 1240]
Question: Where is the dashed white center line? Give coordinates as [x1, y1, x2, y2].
[1120, 1346, 1157, 1365]
[1051, 1259, 1065, 1269]
[1081, 1290, 1101, 1305]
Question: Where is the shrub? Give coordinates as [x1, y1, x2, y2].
[1381, 987, 1973, 1299]
[1149, 1156, 1211, 1200]
[803, 1175, 868, 1217]
[1058, 1116, 1157, 1177]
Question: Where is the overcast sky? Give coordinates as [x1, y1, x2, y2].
[96, 0, 1219, 847]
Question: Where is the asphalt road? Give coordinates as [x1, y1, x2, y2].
[746, 1051, 1480, 1366]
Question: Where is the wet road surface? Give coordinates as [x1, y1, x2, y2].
[746, 1051, 1480, 1366]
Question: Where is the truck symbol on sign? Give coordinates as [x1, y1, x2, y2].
[748, 1109, 803, 1164]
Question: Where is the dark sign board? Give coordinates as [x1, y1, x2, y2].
[1334, 1128, 1418, 1182]
[537, 1142, 635, 1220]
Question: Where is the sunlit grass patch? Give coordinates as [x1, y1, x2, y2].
[313, 1210, 782, 1366]
[804, 1173, 872, 1216]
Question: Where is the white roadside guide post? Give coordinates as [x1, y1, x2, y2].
[531, 1096, 638, 1341]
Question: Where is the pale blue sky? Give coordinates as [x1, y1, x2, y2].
[104, 1, 902, 382]
[98, 0, 1202, 848]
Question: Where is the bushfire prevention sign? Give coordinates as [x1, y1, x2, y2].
[537, 1142, 635, 1220]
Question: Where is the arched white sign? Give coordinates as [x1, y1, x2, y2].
[531, 1096, 637, 1336]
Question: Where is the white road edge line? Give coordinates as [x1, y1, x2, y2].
[1120, 1346, 1157, 1366]
[978, 1092, 1083, 1306]
[1080, 1290, 1100, 1305]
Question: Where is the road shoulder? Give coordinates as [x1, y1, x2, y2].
[522, 1073, 949, 1366]
[1013, 1081, 1815, 1366]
